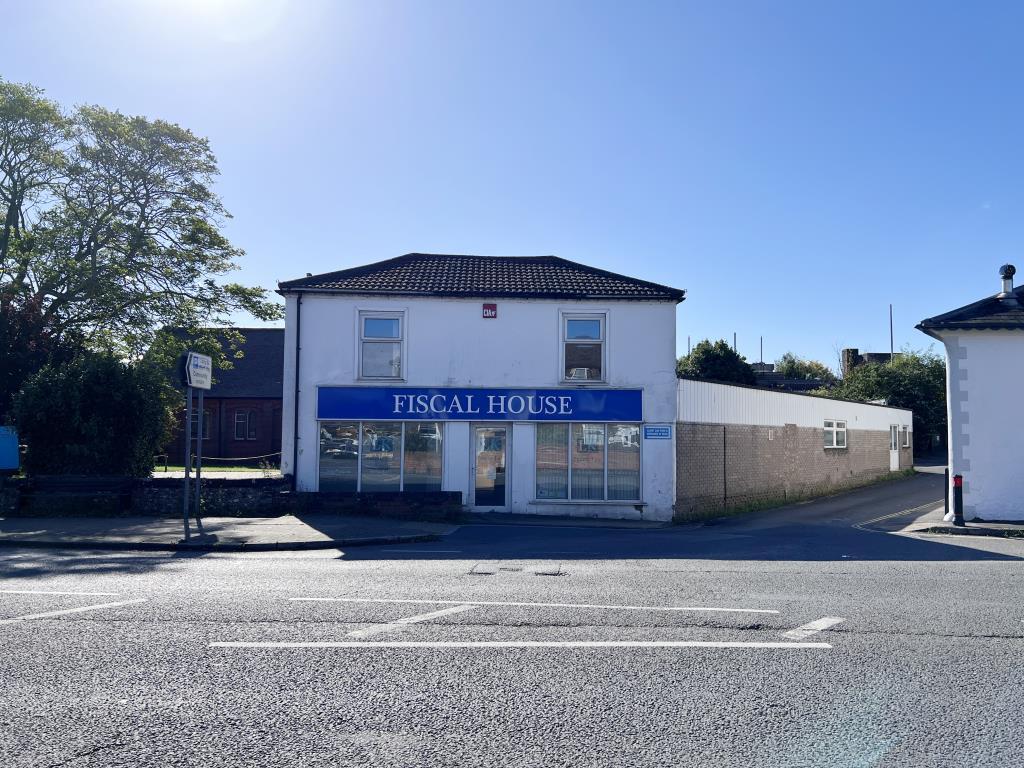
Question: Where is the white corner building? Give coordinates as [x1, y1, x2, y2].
[278, 253, 684, 521]
[918, 264, 1024, 521]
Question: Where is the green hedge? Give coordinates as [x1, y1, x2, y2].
[14, 353, 173, 477]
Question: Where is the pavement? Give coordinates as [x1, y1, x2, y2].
[3, 471, 1024, 766]
[151, 469, 282, 479]
[0, 514, 455, 552]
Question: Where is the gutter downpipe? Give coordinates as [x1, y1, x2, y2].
[292, 293, 302, 493]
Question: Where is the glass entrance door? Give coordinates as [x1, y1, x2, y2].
[473, 426, 507, 507]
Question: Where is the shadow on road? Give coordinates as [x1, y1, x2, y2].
[340, 473, 1023, 563]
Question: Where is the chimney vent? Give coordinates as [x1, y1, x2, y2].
[998, 264, 1019, 306]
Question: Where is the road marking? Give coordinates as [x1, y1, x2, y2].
[0, 589, 120, 596]
[853, 500, 942, 532]
[0, 598, 147, 625]
[384, 550, 463, 554]
[212, 640, 830, 650]
[290, 597, 778, 615]
[783, 616, 845, 640]
[347, 604, 478, 638]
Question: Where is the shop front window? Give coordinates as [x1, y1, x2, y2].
[536, 424, 569, 499]
[607, 424, 641, 500]
[535, 423, 641, 502]
[403, 423, 443, 492]
[360, 422, 402, 491]
[319, 422, 359, 491]
[318, 422, 443, 492]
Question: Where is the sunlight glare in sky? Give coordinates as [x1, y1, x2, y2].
[168, 0, 291, 44]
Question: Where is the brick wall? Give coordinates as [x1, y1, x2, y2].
[675, 422, 912, 521]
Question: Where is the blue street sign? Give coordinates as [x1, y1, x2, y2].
[643, 425, 672, 439]
[0, 426, 19, 470]
[317, 387, 643, 422]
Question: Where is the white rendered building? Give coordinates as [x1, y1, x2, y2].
[279, 253, 684, 521]
[918, 264, 1024, 521]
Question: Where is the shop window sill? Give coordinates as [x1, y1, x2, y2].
[530, 499, 646, 507]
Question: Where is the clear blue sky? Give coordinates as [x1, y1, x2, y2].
[6, 1, 1023, 369]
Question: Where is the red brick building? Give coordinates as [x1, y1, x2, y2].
[165, 329, 284, 466]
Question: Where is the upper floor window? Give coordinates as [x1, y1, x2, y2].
[234, 410, 257, 441]
[562, 313, 605, 382]
[359, 311, 404, 379]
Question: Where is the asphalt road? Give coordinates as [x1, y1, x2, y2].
[3, 472, 1023, 767]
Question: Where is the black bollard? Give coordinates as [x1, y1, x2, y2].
[952, 474, 965, 527]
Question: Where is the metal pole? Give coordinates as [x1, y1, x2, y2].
[952, 474, 965, 527]
[193, 388, 205, 534]
[889, 304, 894, 362]
[183, 386, 192, 541]
[944, 467, 949, 519]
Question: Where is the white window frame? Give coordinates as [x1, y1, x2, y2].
[560, 311, 608, 384]
[358, 310, 406, 381]
[824, 419, 847, 449]
[234, 410, 256, 441]
[901, 425, 911, 448]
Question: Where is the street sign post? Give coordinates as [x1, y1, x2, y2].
[182, 352, 212, 541]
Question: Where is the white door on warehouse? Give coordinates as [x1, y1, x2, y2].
[889, 425, 900, 471]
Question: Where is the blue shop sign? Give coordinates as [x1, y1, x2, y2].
[643, 425, 672, 440]
[317, 387, 643, 422]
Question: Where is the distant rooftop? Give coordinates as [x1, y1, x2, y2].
[166, 328, 283, 399]
[278, 253, 686, 302]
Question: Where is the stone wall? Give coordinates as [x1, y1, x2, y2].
[675, 422, 913, 521]
[4, 476, 464, 521]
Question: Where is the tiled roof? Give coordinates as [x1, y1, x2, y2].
[167, 328, 284, 398]
[917, 284, 1024, 337]
[278, 253, 686, 302]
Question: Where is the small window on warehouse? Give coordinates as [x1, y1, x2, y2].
[824, 419, 847, 449]
[562, 313, 606, 383]
[234, 410, 257, 441]
[902, 425, 910, 448]
[359, 311, 404, 379]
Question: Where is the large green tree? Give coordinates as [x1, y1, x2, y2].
[818, 348, 946, 453]
[775, 352, 837, 385]
[677, 339, 756, 385]
[0, 78, 280, 415]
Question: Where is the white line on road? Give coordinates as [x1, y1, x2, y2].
[212, 640, 830, 650]
[0, 593, 121, 598]
[383, 550, 463, 554]
[0, 598, 147, 625]
[347, 604, 478, 638]
[0, 589, 120, 596]
[783, 616, 845, 640]
[853, 500, 942, 532]
[290, 597, 778, 615]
